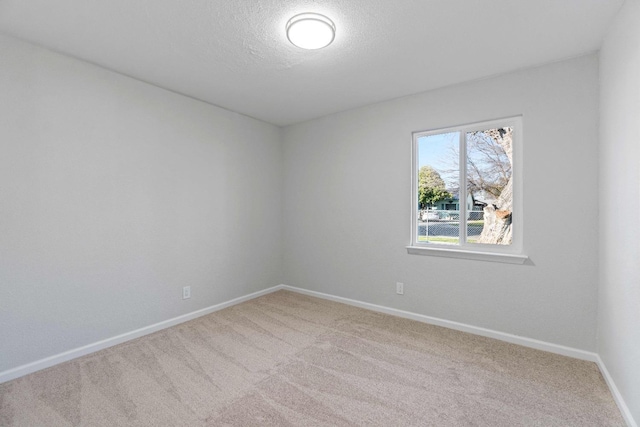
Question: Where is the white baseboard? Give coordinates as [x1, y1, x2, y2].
[0, 286, 284, 384]
[2, 283, 635, 427]
[596, 355, 638, 427]
[282, 285, 637, 426]
[0, 283, 597, 385]
[280, 285, 598, 362]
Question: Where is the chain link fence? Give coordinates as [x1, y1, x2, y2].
[418, 210, 485, 242]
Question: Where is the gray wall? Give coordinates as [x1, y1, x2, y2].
[0, 35, 283, 372]
[599, 0, 640, 422]
[4, 24, 636, 421]
[283, 55, 600, 351]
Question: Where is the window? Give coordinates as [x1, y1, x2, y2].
[407, 117, 527, 264]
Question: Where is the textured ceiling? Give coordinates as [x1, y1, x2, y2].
[0, 0, 624, 126]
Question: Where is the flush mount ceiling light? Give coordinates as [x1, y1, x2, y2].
[286, 13, 335, 50]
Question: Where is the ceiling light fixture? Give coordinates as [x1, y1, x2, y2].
[286, 13, 335, 50]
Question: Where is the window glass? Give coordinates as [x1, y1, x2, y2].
[417, 132, 459, 245]
[413, 119, 518, 251]
[466, 127, 513, 245]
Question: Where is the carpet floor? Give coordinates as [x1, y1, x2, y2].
[0, 290, 625, 426]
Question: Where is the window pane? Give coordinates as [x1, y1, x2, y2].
[417, 132, 459, 245]
[465, 127, 513, 245]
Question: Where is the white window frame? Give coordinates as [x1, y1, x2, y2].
[407, 116, 527, 264]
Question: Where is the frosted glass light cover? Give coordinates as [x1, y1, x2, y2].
[286, 13, 335, 50]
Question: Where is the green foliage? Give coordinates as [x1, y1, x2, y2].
[418, 166, 452, 209]
[420, 187, 452, 209]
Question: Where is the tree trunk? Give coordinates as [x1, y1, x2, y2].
[477, 128, 513, 245]
[478, 204, 512, 244]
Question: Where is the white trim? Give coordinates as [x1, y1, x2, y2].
[281, 285, 595, 361]
[0, 285, 286, 384]
[284, 285, 636, 424]
[2, 284, 634, 427]
[0, 283, 593, 384]
[406, 245, 528, 264]
[411, 116, 524, 256]
[459, 130, 468, 244]
[596, 355, 638, 427]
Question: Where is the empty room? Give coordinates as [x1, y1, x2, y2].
[1, 0, 638, 426]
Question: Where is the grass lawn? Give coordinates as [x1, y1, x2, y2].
[418, 236, 480, 243]
[418, 236, 459, 243]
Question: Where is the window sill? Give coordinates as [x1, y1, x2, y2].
[406, 246, 528, 264]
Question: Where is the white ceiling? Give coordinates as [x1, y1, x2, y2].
[0, 0, 624, 126]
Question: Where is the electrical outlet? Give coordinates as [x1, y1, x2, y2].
[182, 286, 191, 300]
[396, 282, 404, 295]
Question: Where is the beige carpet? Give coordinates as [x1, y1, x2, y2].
[0, 290, 625, 426]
